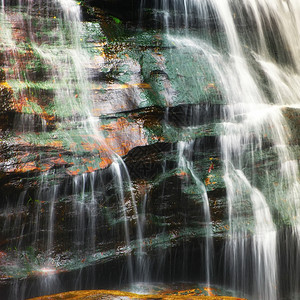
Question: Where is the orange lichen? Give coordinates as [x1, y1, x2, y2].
[134, 83, 151, 89]
[204, 288, 217, 297]
[63, 117, 147, 174]
[1, 81, 11, 88]
[51, 158, 68, 165]
[46, 141, 63, 148]
[176, 170, 189, 178]
[0, 251, 7, 260]
[42, 112, 56, 122]
[224, 225, 230, 231]
[86, 166, 96, 173]
[81, 142, 97, 152]
[99, 157, 112, 169]
[15, 162, 38, 173]
[208, 162, 214, 173]
[205, 177, 211, 186]
[12, 94, 56, 129]
[13, 95, 34, 113]
[40, 164, 52, 172]
[99, 117, 148, 158]
[204, 83, 217, 91]
[100, 117, 127, 131]
[28, 289, 247, 300]
[66, 169, 81, 176]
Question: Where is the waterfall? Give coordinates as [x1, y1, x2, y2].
[1, 0, 300, 299]
[147, 0, 300, 299]
[0, 0, 143, 297]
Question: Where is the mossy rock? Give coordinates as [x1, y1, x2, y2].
[282, 106, 300, 145]
[0, 69, 6, 82]
[0, 84, 13, 113]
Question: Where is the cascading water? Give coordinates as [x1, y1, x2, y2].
[150, 0, 300, 299]
[1, 0, 300, 299]
[0, 0, 145, 298]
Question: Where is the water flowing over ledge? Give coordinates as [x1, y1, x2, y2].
[0, 0, 299, 299]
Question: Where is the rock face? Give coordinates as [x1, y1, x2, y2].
[0, 3, 226, 297]
[0, 1, 299, 300]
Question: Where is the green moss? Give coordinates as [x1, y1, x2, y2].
[44, 102, 56, 115]
[9, 80, 56, 93]
[0, 69, 6, 82]
[111, 16, 122, 24]
[25, 101, 44, 114]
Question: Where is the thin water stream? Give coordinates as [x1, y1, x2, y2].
[177, 140, 213, 286]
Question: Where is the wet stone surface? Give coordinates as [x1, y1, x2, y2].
[0, 1, 299, 300]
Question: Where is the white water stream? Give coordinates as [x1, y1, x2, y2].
[158, 0, 300, 299]
[0, 0, 144, 294]
[178, 140, 213, 286]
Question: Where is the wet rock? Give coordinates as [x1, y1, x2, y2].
[0, 0, 232, 294]
[125, 142, 173, 180]
[168, 104, 222, 127]
[0, 69, 6, 82]
[0, 84, 13, 113]
[86, 0, 141, 23]
[282, 106, 300, 145]
[28, 289, 247, 300]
